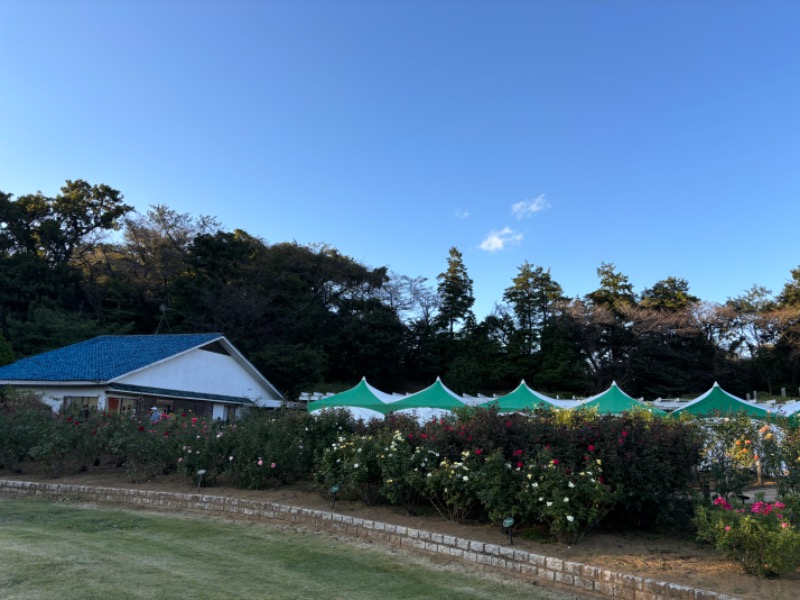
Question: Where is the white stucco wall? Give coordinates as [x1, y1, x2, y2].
[119, 348, 281, 407]
[20, 385, 108, 412]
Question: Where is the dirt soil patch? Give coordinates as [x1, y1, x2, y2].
[2, 466, 798, 600]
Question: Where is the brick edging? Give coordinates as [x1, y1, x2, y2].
[0, 480, 740, 600]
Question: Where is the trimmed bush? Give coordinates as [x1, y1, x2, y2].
[695, 497, 800, 577]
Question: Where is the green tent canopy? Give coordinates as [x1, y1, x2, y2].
[386, 377, 465, 412]
[307, 377, 393, 417]
[576, 381, 668, 416]
[671, 382, 772, 419]
[484, 380, 557, 412]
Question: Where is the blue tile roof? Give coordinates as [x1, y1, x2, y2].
[0, 334, 223, 382]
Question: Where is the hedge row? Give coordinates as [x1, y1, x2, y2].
[3, 390, 800, 543]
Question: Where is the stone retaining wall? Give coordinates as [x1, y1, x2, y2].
[0, 480, 740, 600]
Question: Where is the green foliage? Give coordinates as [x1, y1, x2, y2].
[521, 450, 621, 544]
[640, 276, 698, 311]
[14, 404, 106, 478]
[435, 246, 475, 335]
[223, 409, 353, 489]
[474, 450, 526, 523]
[0, 389, 52, 472]
[170, 412, 229, 485]
[586, 262, 636, 310]
[315, 432, 386, 505]
[475, 448, 620, 543]
[503, 261, 563, 356]
[695, 414, 761, 501]
[7, 301, 129, 357]
[695, 498, 800, 577]
[0, 331, 14, 366]
[103, 415, 174, 483]
[772, 419, 800, 497]
[0, 180, 132, 265]
[596, 412, 702, 528]
[378, 430, 430, 513]
[419, 449, 481, 521]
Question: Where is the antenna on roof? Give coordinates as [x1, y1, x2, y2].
[156, 304, 172, 334]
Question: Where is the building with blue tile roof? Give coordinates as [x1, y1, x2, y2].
[0, 334, 284, 418]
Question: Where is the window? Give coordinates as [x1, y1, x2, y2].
[63, 396, 99, 409]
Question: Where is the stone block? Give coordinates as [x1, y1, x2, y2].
[545, 557, 563, 571]
[554, 572, 574, 586]
[594, 581, 615, 596]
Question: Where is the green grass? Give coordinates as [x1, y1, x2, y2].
[0, 499, 569, 600]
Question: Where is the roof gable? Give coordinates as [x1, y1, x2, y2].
[0, 333, 223, 382]
[487, 380, 556, 412]
[308, 378, 393, 414]
[388, 377, 465, 411]
[672, 382, 769, 418]
[579, 382, 667, 416]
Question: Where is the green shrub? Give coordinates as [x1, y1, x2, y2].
[695, 497, 800, 577]
[85, 411, 175, 482]
[378, 430, 432, 514]
[224, 408, 357, 489]
[694, 415, 761, 502]
[315, 433, 385, 504]
[597, 413, 702, 529]
[522, 451, 620, 544]
[170, 412, 228, 486]
[0, 390, 53, 473]
[774, 420, 800, 497]
[419, 449, 481, 522]
[475, 450, 525, 525]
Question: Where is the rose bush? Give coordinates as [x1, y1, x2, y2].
[695, 496, 800, 577]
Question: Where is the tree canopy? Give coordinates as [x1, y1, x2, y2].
[3, 179, 800, 400]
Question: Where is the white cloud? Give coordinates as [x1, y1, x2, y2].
[455, 208, 469, 219]
[511, 194, 550, 220]
[479, 227, 523, 252]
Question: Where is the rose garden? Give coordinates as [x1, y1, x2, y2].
[2, 390, 800, 580]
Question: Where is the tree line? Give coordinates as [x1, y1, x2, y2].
[2, 180, 800, 399]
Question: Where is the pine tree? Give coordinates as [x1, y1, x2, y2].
[435, 247, 475, 335]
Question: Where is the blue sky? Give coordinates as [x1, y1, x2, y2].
[2, 0, 799, 319]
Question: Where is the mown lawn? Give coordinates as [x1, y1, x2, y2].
[0, 499, 571, 600]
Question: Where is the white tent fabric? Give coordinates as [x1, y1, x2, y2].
[461, 394, 488, 407]
[777, 400, 800, 416]
[390, 407, 453, 425]
[345, 407, 386, 421]
[549, 398, 584, 409]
